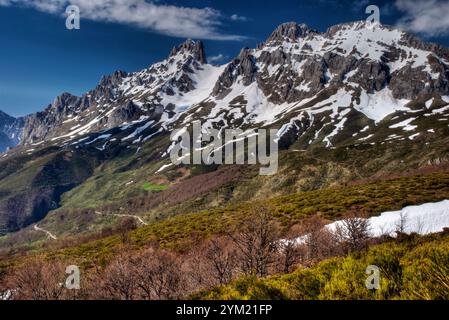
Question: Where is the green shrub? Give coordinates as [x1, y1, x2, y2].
[400, 241, 449, 299]
[198, 235, 449, 300]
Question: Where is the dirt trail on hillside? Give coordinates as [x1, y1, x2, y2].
[95, 211, 148, 226]
[34, 224, 57, 240]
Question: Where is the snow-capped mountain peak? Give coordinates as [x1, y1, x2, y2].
[264, 22, 317, 45]
[19, 39, 221, 146]
[9, 21, 449, 158]
[168, 39, 207, 64]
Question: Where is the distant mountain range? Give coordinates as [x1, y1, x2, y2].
[0, 111, 24, 152]
[4, 21, 449, 153]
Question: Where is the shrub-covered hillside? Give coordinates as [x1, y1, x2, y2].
[197, 233, 449, 300]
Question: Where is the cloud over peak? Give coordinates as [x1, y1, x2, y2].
[0, 0, 246, 41]
[395, 0, 449, 37]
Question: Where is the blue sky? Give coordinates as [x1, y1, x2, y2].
[1, 0, 449, 117]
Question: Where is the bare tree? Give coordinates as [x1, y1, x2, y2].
[183, 244, 213, 291]
[395, 211, 408, 236]
[204, 236, 238, 285]
[276, 224, 305, 273]
[134, 248, 184, 300]
[82, 247, 185, 300]
[229, 205, 280, 277]
[299, 216, 340, 265]
[335, 210, 371, 252]
[277, 240, 301, 274]
[182, 236, 239, 294]
[97, 253, 139, 300]
[6, 258, 66, 300]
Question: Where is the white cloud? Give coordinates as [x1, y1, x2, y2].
[0, 0, 246, 40]
[208, 53, 228, 63]
[395, 0, 449, 37]
[230, 14, 248, 22]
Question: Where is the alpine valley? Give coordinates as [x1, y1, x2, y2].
[1, 21, 449, 300]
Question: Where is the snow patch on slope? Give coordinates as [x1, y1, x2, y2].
[288, 200, 449, 246]
[389, 118, 417, 131]
[161, 64, 226, 110]
[355, 89, 410, 123]
[345, 200, 449, 237]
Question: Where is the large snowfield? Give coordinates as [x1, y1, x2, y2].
[289, 200, 449, 245]
[328, 200, 449, 237]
